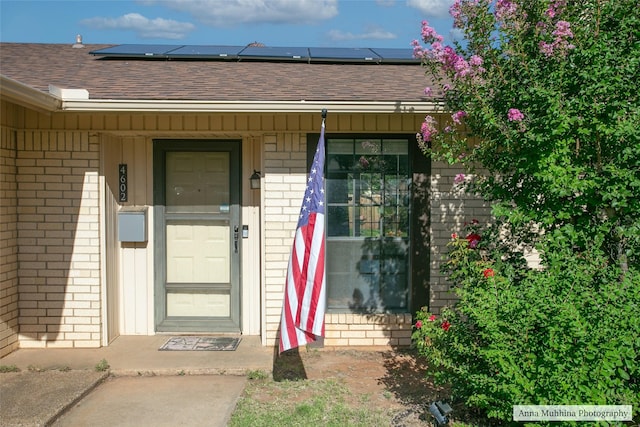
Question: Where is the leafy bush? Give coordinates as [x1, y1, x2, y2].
[413, 226, 640, 424]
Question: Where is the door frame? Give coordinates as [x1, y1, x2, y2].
[153, 139, 242, 333]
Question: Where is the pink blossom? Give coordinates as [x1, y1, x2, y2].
[423, 86, 432, 96]
[415, 320, 423, 329]
[507, 108, 524, 122]
[452, 110, 467, 124]
[420, 115, 438, 142]
[449, 0, 463, 27]
[539, 41, 555, 57]
[469, 55, 483, 67]
[411, 40, 425, 59]
[441, 321, 451, 331]
[453, 57, 472, 78]
[546, 0, 567, 18]
[421, 20, 444, 44]
[553, 21, 573, 38]
[443, 84, 451, 92]
[451, 233, 458, 240]
[539, 20, 575, 58]
[454, 173, 465, 184]
[428, 314, 437, 321]
[495, 0, 517, 21]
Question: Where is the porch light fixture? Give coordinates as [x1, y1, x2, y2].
[429, 401, 453, 426]
[250, 170, 261, 189]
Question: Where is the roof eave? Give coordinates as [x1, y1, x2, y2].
[0, 75, 62, 112]
[60, 99, 444, 114]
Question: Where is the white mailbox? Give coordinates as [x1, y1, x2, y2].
[118, 207, 147, 242]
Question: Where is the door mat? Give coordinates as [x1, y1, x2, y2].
[159, 336, 241, 351]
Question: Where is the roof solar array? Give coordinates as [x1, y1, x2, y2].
[169, 45, 246, 59]
[89, 44, 418, 64]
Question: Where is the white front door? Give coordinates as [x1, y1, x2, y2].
[154, 141, 241, 332]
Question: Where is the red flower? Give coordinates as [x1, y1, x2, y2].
[466, 233, 481, 248]
[441, 321, 451, 331]
[428, 314, 437, 321]
[415, 320, 423, 329]
[451, 233, 458, 240]
[483, 268, 495, 278]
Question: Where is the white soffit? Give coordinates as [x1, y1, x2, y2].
[59, 99, 443, 114]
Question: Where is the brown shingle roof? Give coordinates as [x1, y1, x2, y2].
[0, 43, 434, 103]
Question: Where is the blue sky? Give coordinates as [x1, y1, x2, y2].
[1, 0, 456, 48]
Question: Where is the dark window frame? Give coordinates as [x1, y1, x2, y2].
[307, 133, 431, 315]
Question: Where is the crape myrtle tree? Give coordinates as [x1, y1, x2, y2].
[410, 0, 639, 424]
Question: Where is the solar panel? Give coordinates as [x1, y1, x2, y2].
[308, 47, 381, 62]
[369, 48, 419, 63]
[238, 46, 309, 60]
[169, 45, 245, 59]
[88, 44, 421, 65]
[89, 44, 180, 57]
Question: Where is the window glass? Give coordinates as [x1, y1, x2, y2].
[325, 138, 410, 313]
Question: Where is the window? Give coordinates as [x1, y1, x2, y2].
[324, 137, 411, 313]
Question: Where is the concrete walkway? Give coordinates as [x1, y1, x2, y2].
[0, 335, 274, 426]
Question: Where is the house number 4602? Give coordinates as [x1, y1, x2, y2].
[119, 164, 128, 202]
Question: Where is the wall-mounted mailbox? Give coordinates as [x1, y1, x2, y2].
[118, 207, 147, 242]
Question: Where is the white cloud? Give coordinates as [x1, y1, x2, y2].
[81, 13, 195, 39]
[406, 0, 454, 18]
[146, 0, 338, 27]
[450, 27, 464, 41]
[327, 25, 397, 42]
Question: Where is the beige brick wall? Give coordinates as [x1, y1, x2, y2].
[16, 131, 102, 348]
[324, 313, 413, 347]
[428, 161, 491, 314]
[262, 133, 307, 346]
[0, 124, 19, 357]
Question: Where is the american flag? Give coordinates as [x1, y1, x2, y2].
[279, 119, 327, 353]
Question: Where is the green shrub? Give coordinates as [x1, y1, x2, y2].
[413, 227, 640, 425]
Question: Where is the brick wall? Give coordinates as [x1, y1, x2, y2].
[428, 161, 491, 314]
[16, 131, 102, 348]
[0, 125, 19, 357]
[325, 313, 412, 347]
[262, 132, 416, 348]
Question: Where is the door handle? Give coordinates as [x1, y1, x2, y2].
[234, 226, 239, 253]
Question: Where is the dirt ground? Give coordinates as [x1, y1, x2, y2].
[270, 348, 448, 426]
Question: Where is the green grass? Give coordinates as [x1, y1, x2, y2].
[0, 365, 20, 373]
[229, 378, 392, 427]
[94, 359, 110, 372]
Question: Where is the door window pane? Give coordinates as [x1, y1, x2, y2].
[325, 138, 410, 313]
